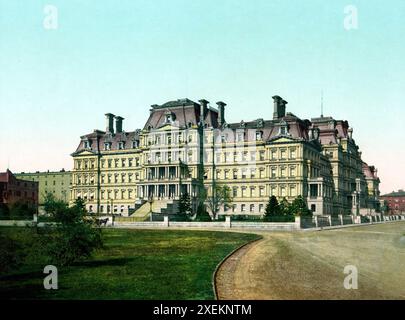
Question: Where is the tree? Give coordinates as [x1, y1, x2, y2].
[279, 198, 291, 216]
[178, 192, 192, 217]
[43, 192, 68, 218]
[290, 196, 312, 217]
[264, 196, 280, 219]
[44, 198, 103, 266]
[195, 202, 211, 221]
[206, 184, 233, 220]
[9, 201, 36, 220]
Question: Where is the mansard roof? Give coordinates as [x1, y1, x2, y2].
[73, 129, 141, 155]
[226, 112, 311, 142]
[143, 99, 219, 130]
[311, 116, 351, 145]
[381, 190, 405, 197]
[362, 162, 379, 180]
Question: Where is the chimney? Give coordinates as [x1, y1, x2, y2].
[348, 128, 353, 139]
[105, 113, 115, 134]
[272, 96, 286, 120]
[115, 116, 124, 133]
[199, 99, 209, 122]
[216, 101, 227, 126]
[280, 99, 288, 118]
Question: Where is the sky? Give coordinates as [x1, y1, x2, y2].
[0, 0, 404, 194]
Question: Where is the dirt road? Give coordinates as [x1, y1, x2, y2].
[216, 222, 405, 300]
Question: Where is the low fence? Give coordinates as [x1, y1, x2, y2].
[114, 216, 300, 231]
[299, 214, 405, 229]
[1, 214, 404, 231]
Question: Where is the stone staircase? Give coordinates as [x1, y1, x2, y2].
[130, 199, 179, 220]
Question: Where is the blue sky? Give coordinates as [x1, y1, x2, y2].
[0, 0, 404, 193]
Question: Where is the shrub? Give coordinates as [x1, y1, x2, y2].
[264, 196, 280, 220]
[0, 204, 10, 220]
[43, 198, 103, 266]
[195, 203, 211, 222]
[9, 201, 36, 220]
[0, 231, 26, 273]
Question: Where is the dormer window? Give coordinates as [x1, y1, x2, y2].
[132, 140, 139, 149]
[279, 121, 289, 136]
[104, 142, 112, 151]
[84, 140, 91, 149]
[256, 131, 263, 141]
[118, 142, 125, 150]
[165, 111, 176, 124]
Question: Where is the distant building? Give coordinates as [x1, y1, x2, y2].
[15, 169, 72, 204]
[0, 169, 39, 207]
[380, 190, 405, 214]
[70, 95, 381, 217]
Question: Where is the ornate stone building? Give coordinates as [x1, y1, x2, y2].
[70, 96, 380, 216]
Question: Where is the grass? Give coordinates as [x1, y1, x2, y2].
[0, 227, 259, 300]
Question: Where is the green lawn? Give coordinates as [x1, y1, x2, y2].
[0, 228, 259, 300]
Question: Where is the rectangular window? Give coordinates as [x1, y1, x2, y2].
[290, 185, 297, 197]
[259, 151, 265, 161]
[233, 187, 238, 197]
[250, 169, 256, 179]
[290, 166, 296, 177]
[271, 167, 277, 178]
[250, 152, 256, 162]
[290, 149, 296, 159]
[260, 168, 265, 179]
[260, 187, 265, 197]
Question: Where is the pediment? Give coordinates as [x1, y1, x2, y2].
[155, 124, 180, 131]
[268, 136, 298, 144]
[71, 149, 97, 157]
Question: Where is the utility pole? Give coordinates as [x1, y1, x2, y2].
[211, 128, 216, 218]
[198, 99, 209, 210]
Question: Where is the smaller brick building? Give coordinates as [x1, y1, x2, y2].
[0, 169, 39, 207]
[380, 190, 405, 214]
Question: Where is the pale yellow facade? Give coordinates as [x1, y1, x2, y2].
[70, 97, 380, 216]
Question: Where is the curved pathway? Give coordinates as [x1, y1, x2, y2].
[216, 222, 405, 300]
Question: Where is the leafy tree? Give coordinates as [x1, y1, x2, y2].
[44, 198, 103, 266]
[178, 192, 192, 217]
[9, 201, 36, 220]
[290, 196, 312, 217]
[264, 196, 280, 219]
[206, 184, 233, 219]
[195, 203, 212, 221]
[279, 198, 291, 216]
